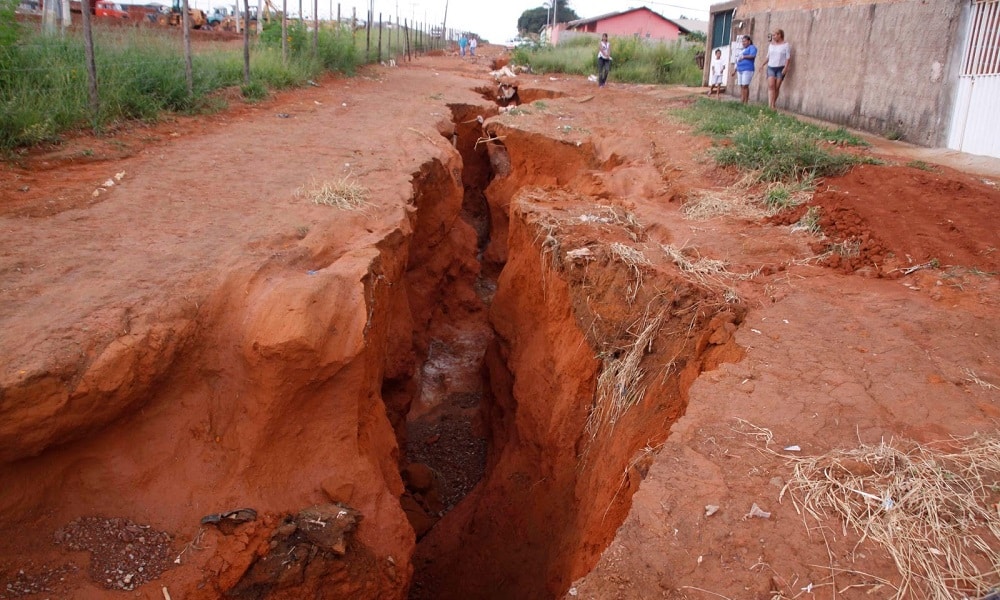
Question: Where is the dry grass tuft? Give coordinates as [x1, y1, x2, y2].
[780, 435, 1000, 600]
[586, 310, 665, 443]
[297, 177, 371, 211]
[682, 189, 770, 221]
[608, 242, 651, 304]
[661, 244, 760, 302]
[963, 368, 999, 392]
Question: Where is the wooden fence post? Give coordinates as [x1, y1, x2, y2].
[79, 0, 99, 124]
[181, 0, 193, 97]
[242, 0, 251, 86]
[281, 0, 288, 63]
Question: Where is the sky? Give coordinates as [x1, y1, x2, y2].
[169, 0, 715, 44]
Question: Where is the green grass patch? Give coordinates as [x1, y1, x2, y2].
[0, 19, 372, 153]
[512, 34, 702, 86]
[905, 159, 937, 172]
[676, 98, 877, 183]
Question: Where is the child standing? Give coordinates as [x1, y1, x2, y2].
[597, 33, 612, 88]
[709, 48, 725, 98]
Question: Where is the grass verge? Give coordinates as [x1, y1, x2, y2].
[513, 35, 703, 86]
[675, 98, 878, 183]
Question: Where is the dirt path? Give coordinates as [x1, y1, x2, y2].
[1, 45, 999, 600]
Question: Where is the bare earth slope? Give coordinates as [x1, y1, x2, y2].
[1, 45, 999, 600]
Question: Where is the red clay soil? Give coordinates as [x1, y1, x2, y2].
[1, 42, 999, 600]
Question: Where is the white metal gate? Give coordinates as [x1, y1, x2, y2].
[948, 0, 1000, 158]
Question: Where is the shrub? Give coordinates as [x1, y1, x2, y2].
[512, 34, 703, 85]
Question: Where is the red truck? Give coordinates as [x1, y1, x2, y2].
[68, 0, 129, 18]
[95, 1, 128, 17]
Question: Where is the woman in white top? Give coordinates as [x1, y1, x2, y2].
[597, 33, 612, 88]
[766, 29, 792, 110]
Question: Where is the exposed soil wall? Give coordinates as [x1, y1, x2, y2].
[0, 131, 481, 598]
[411, 119, 745, 599]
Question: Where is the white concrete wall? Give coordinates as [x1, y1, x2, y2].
[722, 0, 971, 147]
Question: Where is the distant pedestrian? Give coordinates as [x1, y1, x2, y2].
[708, 48, 725, 98]
[766, 29, 792, 109]
[459, 33, 468, 57]
[469, 36, 477, 56]
[597, 33, 612, 88]
[733, 35, 756, 104]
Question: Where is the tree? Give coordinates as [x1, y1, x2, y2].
[516, 0, 579, 36]
[684, 31, 706, 44]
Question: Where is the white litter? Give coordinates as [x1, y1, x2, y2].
[746, 503, 771, 519]
[566, 247, 594, 260]
[783, 445, 801, 452]
[704, 504, 719, 517]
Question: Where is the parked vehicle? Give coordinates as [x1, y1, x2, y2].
[95, 1, 128, 18]
[146, 0, 207, 28]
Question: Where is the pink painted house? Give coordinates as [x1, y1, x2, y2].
[560, 7, 689, 43]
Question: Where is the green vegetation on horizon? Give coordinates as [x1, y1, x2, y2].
[676, 98, 877, 183]
[512, 35, 703, 86]
[0, 12, 435, 153]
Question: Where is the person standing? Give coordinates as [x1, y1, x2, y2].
[766, 29, 792, 109]
[459, 34, 468, 57]
[733, 35, 756, 104]
[597, 33, 612, 88]
[469, 36, 477, 56]
[708, 48, 725, 98]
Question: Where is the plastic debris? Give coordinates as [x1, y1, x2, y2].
[746, 503, 771, 519]
[784, 445, 801, 452]
[566, 247, 594, 260]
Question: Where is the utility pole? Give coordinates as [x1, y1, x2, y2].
[441, 0, 447, 40]
[552, 0, 558, 45]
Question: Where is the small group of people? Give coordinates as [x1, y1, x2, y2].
[709, 29, 792, 109]
[594, 28, 791, 106]
[458, 34, 477, 57]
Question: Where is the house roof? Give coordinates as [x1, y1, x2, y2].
[565, 6, 691, 34]
[674, 17, 708, 35]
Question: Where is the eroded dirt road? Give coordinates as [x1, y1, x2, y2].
[1, 44, 998, 600]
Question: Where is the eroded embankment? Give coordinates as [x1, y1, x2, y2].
[409, 100, 745, 599]
[0, 89, 744, 600]
[0, 120, 482, 598]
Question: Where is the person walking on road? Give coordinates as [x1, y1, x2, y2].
[597, 33, 612, 88]
[766, 29, 792, 109]
[469, 36, 477, 56]
[733, 35, 756, 104]
[459, 34, 468, 57]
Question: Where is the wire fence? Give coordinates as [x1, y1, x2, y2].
[1, 3, 474, 148]
[8, 3, 464, 72]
